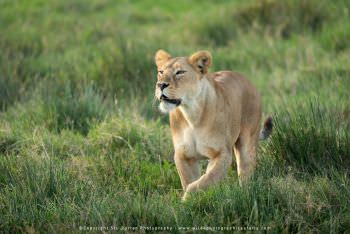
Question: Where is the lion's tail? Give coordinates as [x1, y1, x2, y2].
[259, 116, 273, 140]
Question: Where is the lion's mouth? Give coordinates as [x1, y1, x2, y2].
[160, 94, 181, 106]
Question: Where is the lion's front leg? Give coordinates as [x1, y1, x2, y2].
[182, 150, 232, 201]
[174, 152, 200, 191]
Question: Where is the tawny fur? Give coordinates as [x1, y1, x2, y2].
[154, 50, 267, 201]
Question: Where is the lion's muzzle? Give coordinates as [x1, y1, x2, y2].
[160, 94, 181, 106]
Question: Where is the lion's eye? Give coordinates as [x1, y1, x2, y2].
[175, 70, 186, 75]
[158, 70, 164, 75]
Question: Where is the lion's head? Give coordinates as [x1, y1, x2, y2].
[154, 50, 212, 113]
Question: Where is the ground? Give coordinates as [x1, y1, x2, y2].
[0, 0, 349, 232]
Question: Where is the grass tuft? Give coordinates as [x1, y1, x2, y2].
[40, 80, 110, 135]
[0, 0, 349, 232]
[265, 102, 350, 174]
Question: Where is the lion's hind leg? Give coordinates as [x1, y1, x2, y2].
[234, 130, 259, 186]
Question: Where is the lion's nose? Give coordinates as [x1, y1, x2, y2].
[157, 82, 169, 91]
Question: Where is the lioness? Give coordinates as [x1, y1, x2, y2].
[154, 50, 272, 201]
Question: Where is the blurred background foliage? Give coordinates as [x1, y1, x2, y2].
[0, 0, 349, 232]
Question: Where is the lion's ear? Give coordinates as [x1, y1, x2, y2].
[155, 49, 172, 67]
[189, 51, 212, 74]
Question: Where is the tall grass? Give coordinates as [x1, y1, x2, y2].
[40, 80, 110, 135]
[192, 0, 334, 46]
[0, 0, 349, 232]
[265, 102, 350, 174]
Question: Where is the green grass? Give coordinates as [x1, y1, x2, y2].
[1, 0, 350, 233]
